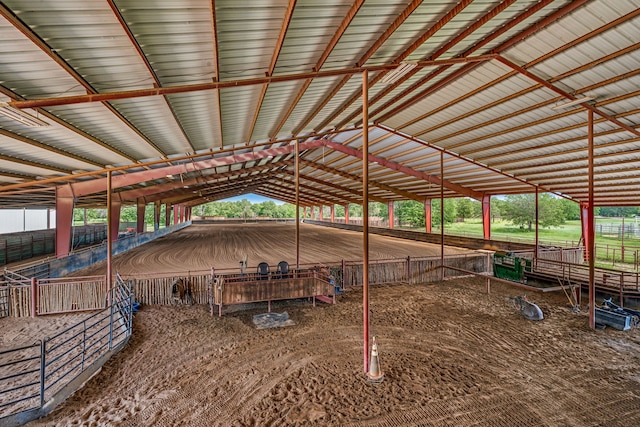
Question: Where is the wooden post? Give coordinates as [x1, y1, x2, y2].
[30, 277, 38, 318]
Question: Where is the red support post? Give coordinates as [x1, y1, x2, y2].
[55, 185, 75, 258]
[362, 69, 370, 375]
[330, 205, 335, 223]
[424, 199, 432, 233]
[580, 203, 590, 262]
[173, 205, 179, 225]
[110, 199, 121, 242]
[319, 205, 323, 221]
[388, 201, 394, 229]
[344, 205, 349, 224]
[136, 198, 145, 233]
[482, 194, 491, 240]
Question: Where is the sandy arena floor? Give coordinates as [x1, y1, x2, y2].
[73, 222, 473, 276]
[3, 223, 639, 426]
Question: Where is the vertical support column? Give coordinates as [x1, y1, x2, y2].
[362, 69, 370, 374]
[482, 194, 491, 240]
[345, 204, 350, 224]
[295, 138, 300, 269]
[46, 208, 51, 229]
[55, 184, 74, 258]
[424, 199, 432, 234]
[136, 198, 145, 234]
[106, 171, 114, 297]
[587, 109, 596, 329]
[319, 205, 323, 221]
[154, 201, 161, 231]
[330, 205, 335, 223]
[535, 187, 539, 259]
[165, 203, 171, 227]
[173, 205, 179, 225]
[303, 206, 307, 220]
[440, 152, 445, 281]
[109, 199, 121, 243]
[580, 203, 590, 260]
[388, 201, 394, 229]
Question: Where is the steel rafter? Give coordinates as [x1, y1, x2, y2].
[320, 140, 483, 200]
[106, 0, 196, 154]
[316, 0, 474, 133]
[291, 0, 423, 136]
[210, 0, 225, 148]
[300, 160, 424, 202]
[361, 0, 516, 127]
[245, 0, 297, 143]
[0, 2, 166, 159]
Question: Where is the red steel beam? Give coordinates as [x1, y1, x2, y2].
[210, 0, 225, 147]
[65, 140, 323, 198]
[9, 56, 495, 110]
[291, 0, 423, 135]
[269, 0, 366, 139]
[106, 0, 195, 153]
[496, 55, 640, 139]
[245, 0, 297, 142]
[321, 140, 483, 200]
[367, 0, 515, 124]
[317, 0, 474, 132]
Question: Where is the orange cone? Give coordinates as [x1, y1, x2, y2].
[367, 336, 384, 383]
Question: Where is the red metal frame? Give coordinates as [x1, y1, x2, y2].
[482, 195, 491, 240]
[55, 185, 74, 258]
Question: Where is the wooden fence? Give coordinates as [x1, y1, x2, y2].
[343, 253, 491, 287]
[0, 276, 107, 317]
[37, 276, 107, 315]
[5, 249, 639, 318]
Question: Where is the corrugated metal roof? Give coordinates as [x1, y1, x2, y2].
[0, 0, 638, 209]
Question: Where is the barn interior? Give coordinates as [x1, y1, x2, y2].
[1, 1, 640, 426]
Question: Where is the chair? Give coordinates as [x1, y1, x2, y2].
[276, 261, 290, 279]
[257, 262, 270, 280]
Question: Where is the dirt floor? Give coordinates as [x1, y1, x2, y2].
[3, 223, 640, 426]
[73, 222, 473, 275]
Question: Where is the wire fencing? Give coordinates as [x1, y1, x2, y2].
[0, 278, 133, 425]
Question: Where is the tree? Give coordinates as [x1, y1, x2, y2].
[559, 198, 580, 221]
[456, 198, 474, 220]
[501, 193, 565, 231]
[491, 197, 504, 222]
[395, 200, 424, 227]
[431, 199, 456, 226]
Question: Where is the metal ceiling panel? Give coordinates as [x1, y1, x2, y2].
[0, 0, 639, 209]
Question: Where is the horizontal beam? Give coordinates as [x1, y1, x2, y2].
[64, 141, 320, 198]
[11, 55, 496, 110]
[322, 140, 483, 200]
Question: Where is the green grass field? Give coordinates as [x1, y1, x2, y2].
[433, 218, 640, 268]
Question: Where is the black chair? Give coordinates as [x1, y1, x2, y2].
[257, 262, 270, 280]
[276, 261, 290, 279]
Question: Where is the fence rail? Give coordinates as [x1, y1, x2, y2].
[0, 225, 107, 268]
[0, 279, 133, 426]
[342, 253, 491, 287]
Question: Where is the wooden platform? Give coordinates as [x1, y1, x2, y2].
[209, 269, 336, 316]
